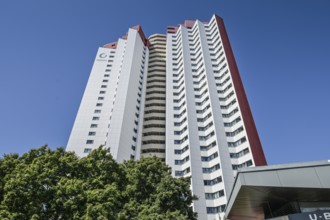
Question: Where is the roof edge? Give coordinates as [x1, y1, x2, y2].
[238, 160, 330, 173]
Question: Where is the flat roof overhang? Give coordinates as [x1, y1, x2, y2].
[225, 161, 330, 220]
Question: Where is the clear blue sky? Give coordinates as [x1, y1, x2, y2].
[0, 0, 329, 165]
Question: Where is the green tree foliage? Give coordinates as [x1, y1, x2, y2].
[0, 146, 197, 219]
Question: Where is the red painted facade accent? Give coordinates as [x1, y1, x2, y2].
[103, 25, 150, 49]
[183, 20, 196, 29]
[103, 41, 117, 49]
[167, 20, 198, 33]
[132, 25, 151, 47]
[215, 15, 267, 166]
[122, 34, 128, 40]
[167, 26, 179, 34]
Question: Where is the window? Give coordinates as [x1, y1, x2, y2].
[175, 156, 190, 165]
[84, 148, 92, 153]
[174, 135, 188, 145]
[206, 205, 226, 214]
[220, 99, 237, 110]
[96, 103, 103, 107]
[101, 85, 107, 88]
[145, 96, 165, 101]
[173, 101, 186, 111]
[196, 105, 211, 114]
[143, 124, 165, 129]
[90, 124, 98, 128]
[198, 122, 213, 131]
[94, 110, 101, 113]
[88, 132, 96, 136]
[104, 74, 110, 77]
[199, 131, 215, 141]
[143, 131, 165, 136]
[173, 94, 185, 103]
[98, 97, 104, 100]
[224, 116, 241, 127]
[142, 140, 165, 145]
[201, 152, 218, 162]
[197, 112, 212, 123]
[102, 80, 108, 83]
[174, 117, 187, 126]
[230, 148, 250, 158]
[232, 160, 253, 170]
[226, 126, 244, 137]
[222, 107, 238, 118]
[202, 163, 220, 173]
[174, 126, 187, 135]
[100, 91, 106, 94]
[175, 167, 190, 177]
[174, 145, 189, 154]
[194, 88, 208, 99]
[144, 116, 166, 121]
[217, 83, 232, 94]
[144, 109, 165, 114]
[200, 141, 217, 151]
[228, 137, 247, 147]
[195, 96, 209, 106]
[204, 176, 222, 186]
[217, 76, 230, 87]
[141, 148, 165, 153]
[205, 190, 224, 200]
[86, 140, 94, 144]
[92, 117, 99, 120]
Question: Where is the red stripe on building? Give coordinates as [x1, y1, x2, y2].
[215, 15, 267, 166]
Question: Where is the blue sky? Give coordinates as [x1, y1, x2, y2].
[0, 0, 329, 165]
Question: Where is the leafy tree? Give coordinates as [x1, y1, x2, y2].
[0, 146, 197, 219]
[117, 157, 197, 220]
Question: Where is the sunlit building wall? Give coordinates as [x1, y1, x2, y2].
[67, 15, 267, 220]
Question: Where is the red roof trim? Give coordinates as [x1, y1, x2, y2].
[132, 25, 151, 47]
[167, 19, 202, 34]
[103, 41, 117, 49]
[103, 25, 150, 49]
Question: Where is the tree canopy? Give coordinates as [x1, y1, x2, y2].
[0, 146, 197, 220]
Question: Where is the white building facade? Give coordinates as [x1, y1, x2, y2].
[67, 15, 267, 220]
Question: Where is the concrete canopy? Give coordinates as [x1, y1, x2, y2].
[225, 161, 330, 220]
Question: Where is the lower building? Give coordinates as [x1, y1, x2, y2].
[225, 161, 330, 220]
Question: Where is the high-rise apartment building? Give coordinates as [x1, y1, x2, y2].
[67, 14, 267, 219]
